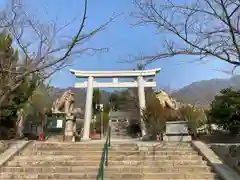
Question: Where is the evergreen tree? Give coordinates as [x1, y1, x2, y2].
[0, 30, 18, 98]
[92, 88, 102, 115]
[209, 88, 240, 135]
[0, 30, 39, 127]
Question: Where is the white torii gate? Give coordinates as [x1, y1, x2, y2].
[70, 68, 161, 140]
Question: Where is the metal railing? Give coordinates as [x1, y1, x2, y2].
[96, 124, 111, 180]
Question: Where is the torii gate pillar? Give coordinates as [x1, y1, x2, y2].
[82, 76, 94, 140]
[137, 76, 147, 136]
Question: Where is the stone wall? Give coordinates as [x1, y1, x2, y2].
[211, 144, 240, 175]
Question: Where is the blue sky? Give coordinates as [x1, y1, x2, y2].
[1, 0, 234, 90]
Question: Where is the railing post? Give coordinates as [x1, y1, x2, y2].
[105, 143, 108, 166]
[96, 124, 111, 180]
[108, 125, 111, 147]
[101, 162, 104, 180]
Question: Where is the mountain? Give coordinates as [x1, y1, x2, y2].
[48, 75, 240, 109]
[171, 75, 240, 107]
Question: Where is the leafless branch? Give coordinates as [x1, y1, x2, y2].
[0, 0, 117, 106]
[130, 0, 240, 67]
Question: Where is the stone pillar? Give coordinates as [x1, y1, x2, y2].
[82, 76, 94, 140]
[72, 119, 77, 142]
[137, 76, 147, 137]
[64, 116, 74, 141]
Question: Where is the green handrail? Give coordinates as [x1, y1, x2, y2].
[96, 125, 111, 180]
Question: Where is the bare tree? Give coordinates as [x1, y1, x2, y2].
[131, 0, 240, 67]
[0, 0, 116, 107]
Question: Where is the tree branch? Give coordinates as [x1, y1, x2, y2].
[130, 0, 240, 68]
[0, 0, 117, 106]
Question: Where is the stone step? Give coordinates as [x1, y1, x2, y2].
[156, 142, 192, 147]
[32, 144, 105, 148]
[112, 142, 192, 147]
[23, 146, 140, 152]
[111, 147, 194, 151]
[7, 159, 207, 166]
[1, 165, 213, 173]
[31, 146, 104, 151]
[152, 147, 194, 151]
[143, 149, 197, 154]
[142, 173, 219, 179]
[33, 142, 104, 146]
[0, 179, 222, 180]
[29, 146, 103, 151]
[108, 146, 192, 150]
[19, 150, 139, 156]
[19, 149, 198, 156]
[0, 172, 219, 179]
[32, 143, 136, 149]
[13, 154, 202, 161]
[142, 159, 207, 166]
[31, 143, 193, 150]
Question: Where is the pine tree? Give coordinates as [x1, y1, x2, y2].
[0, 30, 18, 96]
[0, 30, 39, 126]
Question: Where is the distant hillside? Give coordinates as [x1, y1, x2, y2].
[171, 75, 240, 107]
[48, 75, 240, 109]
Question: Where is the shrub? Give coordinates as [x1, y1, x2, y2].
[179, 105, 207, 138]
[143, 93, 180, 139]
[209, 88, 240, 136]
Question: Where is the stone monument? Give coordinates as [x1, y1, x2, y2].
[155, 90, 191, 142]
[50, 90, 76, 141]
[16, 108, 25, 138]
[155, 90, 178, 110]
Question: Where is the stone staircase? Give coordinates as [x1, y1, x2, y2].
[111, 121, 132, 139]
[0, 141, 221, 180]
